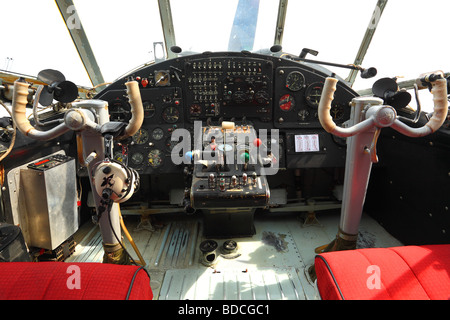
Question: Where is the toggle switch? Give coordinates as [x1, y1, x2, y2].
[209, 173, 216, 189]
[252, 172, 257, 186]
[242, 173, 247, 186]
[219, 177, 226, 191]
[231, 175, 237, 188]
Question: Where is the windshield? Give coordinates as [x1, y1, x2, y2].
[171, 0, 278, 53]
[2, 0, 450, 97]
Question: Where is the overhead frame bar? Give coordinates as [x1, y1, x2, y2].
[346, 0, 388, 86]
[274, 0, 289, 46]
[55, 0, 105, 87]
[158, 0, 177, 60]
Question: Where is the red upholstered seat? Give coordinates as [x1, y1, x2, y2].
[0, 262, 153, 300]
[315, 244, 450, 300]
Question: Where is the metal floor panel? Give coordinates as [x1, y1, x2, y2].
[67, 211, 403, 300]
[159, 267, 306, 300]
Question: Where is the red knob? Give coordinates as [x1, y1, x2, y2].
[253, 138, 262, 147]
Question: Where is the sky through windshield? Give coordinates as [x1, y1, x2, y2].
[2, 0, 450, 106]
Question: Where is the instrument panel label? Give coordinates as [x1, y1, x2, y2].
[294, 134, 320, 152]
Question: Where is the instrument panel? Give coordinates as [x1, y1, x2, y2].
[95, 52, 357, 175]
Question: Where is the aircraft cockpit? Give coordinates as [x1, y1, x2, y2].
[0, 0, 449, 301]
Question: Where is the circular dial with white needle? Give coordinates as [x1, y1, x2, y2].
[286, 71, 305, 91]
[154, 70, 170, 86]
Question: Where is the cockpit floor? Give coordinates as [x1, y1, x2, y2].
[66, 210, 402, 300]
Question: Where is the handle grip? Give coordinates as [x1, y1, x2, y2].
[122, 80, 144, 139]
[426, 78, 448, 132]
[319, 76, 448, 138]
[12, 79, 145, 141]
[12, 80, 70, 141]
[318, 77, 382, 137]
[391, 78, 448, 137]
[318, 77, 338, 134]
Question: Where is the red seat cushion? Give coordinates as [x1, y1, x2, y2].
[315, 244, 450, 300]
[0, 262, 153, 300]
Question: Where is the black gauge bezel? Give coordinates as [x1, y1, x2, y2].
[286, 71, 305, 92]
[305, 82, 324, 109]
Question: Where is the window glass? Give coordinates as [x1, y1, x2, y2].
[1, 1, 90, 86]
[171, 0, 278, 53]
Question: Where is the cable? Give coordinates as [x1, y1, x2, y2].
[0, 100, 17, 162]
[105, 198, 138, 266]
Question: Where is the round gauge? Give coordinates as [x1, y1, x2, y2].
[279, 94, 295, 112]
[305, 82, 324, 109]
[109, 98, 130, 122]
[155, 70, 170, 86]
[130, 152, 144, 165]
[255, 90, 269, 104]
[189, 104, 202, 117]
[286, 71, 305, 91]
[143, 101, 156, 118]
[162, 106, 179, 123]
[331, 104, 345, 121]
[298, 109, 310, 121]
[232, 91, 247, 103]
[148, 149, 163, 168]
[162, 95, 172, 103]
[152, 128, 164, 140]
[113, 152, 126, 163]
[132, 128, 149, 145]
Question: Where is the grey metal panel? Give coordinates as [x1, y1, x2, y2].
[19, 157, 78, 250]
[159, 268, 305, 300]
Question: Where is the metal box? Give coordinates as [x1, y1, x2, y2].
[17, 153, 78, 250]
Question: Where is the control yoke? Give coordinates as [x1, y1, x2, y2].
[11, 78, 143, 141]
[318, 74, 448, 138]
[12, 77, 145, 264]
[316, 73, 448, 251]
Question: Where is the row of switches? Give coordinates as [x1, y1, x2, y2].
[208, 172, 258, 191]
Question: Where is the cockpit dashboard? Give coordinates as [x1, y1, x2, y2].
[95, 51, 357, 177]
